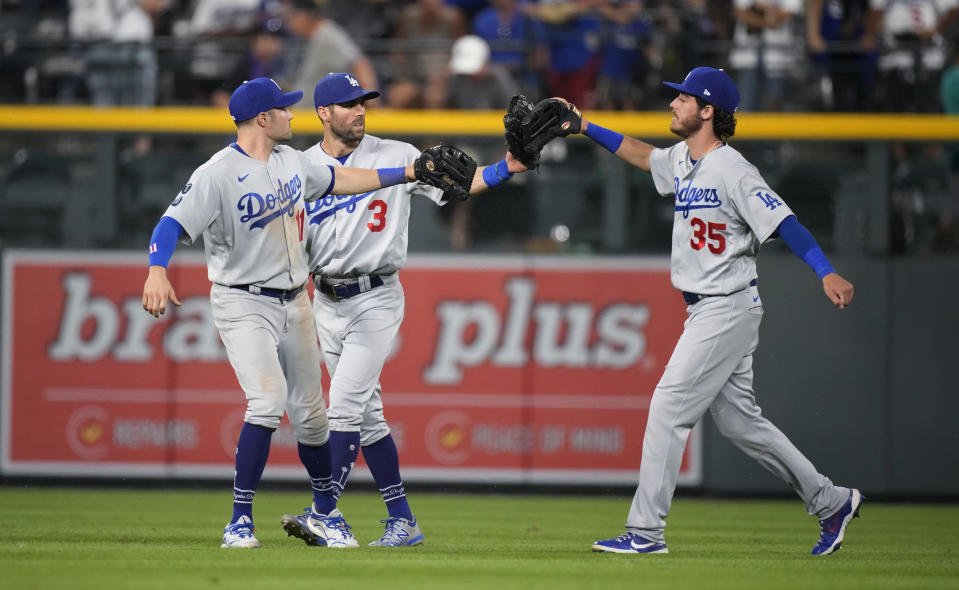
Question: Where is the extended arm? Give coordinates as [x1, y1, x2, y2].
[470, 151, 528, 194]
[142, 216, 185, 317]
[579, 118, 655, 172]
[329, 165, 416, 196]
[777, 215, 855, 309]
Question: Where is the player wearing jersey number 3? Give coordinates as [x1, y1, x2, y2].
[535, 67, 861, 556]
[141, 78, 445, 549]
[278, 73, 528, 548]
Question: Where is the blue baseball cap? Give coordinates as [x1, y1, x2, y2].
[663, 67, 740, 113]
[228, 77, 303, 123]
[313, 73, 381, 109]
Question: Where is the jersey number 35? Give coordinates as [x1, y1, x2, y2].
[690, 217, 726, 254]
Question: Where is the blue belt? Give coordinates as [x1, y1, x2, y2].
[317, 275, 384, 300]
[682, 279, 757, 305]
[230, 283, 305, 302]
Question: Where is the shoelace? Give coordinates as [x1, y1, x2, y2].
[819, 511, 840, 537]
[230, 522, 255, 538]
[302, 507, 353, 536]
[379, 517, 400, 538]
[326, 516, 352, 533]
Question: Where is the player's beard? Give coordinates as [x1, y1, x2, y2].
[329, 110, 365, 146]
[669, 112, 704, 139]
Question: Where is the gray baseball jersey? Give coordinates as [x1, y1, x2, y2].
[163, 144, 336, 289]
[303, 134, 444, 278]
[649, 142, 794, 295]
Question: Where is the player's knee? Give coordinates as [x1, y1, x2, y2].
[293, 419, 329, 446]
[710, 402, 751, 438]
[289, 405, 330, 446]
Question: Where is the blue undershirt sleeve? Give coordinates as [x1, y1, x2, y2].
[147, 216, 184, 268]
[776, 215, 835, 278]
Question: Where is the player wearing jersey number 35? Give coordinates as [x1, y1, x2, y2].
[141, 77, 448, 549]
[530, 67, 861, 556]
[277, 73, 528, 548]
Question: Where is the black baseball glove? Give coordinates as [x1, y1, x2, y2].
[504, 94, 541, 170]
[521, 98, 583, 154]
[413, 145, 477, 201]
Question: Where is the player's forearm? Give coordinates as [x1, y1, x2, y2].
[331, 166, 414, 195]
[474, 159, 514, 194]
[581, 119, 653, 171]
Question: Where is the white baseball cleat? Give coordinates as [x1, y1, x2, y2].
[221, 515, 262, 548]
[368, 516, 424, 547]
[281, 505, 359, 548]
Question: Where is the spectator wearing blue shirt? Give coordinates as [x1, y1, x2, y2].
[473, 0, 546, 96]
[525, 0, 604, 109]
[446, 0, 491, 22]
[806, 0, 883, 111]
[595, 0, 651, 110]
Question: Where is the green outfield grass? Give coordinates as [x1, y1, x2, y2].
[1, 487, 956, 590]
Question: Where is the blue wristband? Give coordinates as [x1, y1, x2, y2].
[482, 159, 514, 187]
[377, 166, 406, 188]
[148, 216, 184, 268]
[584, 123, 624, 153]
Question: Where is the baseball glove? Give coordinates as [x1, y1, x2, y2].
[521, 98, 582, 154]
[503, 94, 540, 169]
[414, 144, 477, 201]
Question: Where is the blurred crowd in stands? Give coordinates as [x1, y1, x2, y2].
[0, 0, 958, 114]
[1, 0, 958, 256]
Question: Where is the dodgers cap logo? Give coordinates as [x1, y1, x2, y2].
[663, 67, 740, 113]
[313, 72, 381, 110]
[228, 77, 303, 123]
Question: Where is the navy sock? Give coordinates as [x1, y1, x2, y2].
[363, 435, 413, 520]
[297, 441, 333, 513]
[231, 422, 273, 524]
[323, 431, 360, 514]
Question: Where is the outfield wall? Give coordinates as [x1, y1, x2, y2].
[1, 250, 956, 496]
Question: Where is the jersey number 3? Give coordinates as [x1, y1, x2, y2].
[690, 217, 726, 254]
[368, 199, 387, 232]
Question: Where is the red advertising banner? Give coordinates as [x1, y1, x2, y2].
[1, 251, 699, 485]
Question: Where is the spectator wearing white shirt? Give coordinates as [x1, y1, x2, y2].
[877, 0, 959, 111]
[729, 0, 803, 111]
[68, 0, 165, 105]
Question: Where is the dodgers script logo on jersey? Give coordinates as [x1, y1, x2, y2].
[305, 191, 377, 226]
[237, 174, 302, 229]
[674, 177, 722, 219]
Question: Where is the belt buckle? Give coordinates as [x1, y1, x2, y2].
[330, 283, 349, 300]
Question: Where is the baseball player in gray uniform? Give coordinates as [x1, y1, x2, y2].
[532, 67, 861, 556]
[280, 73, 527, 548]
[141, 77, 431, 549]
